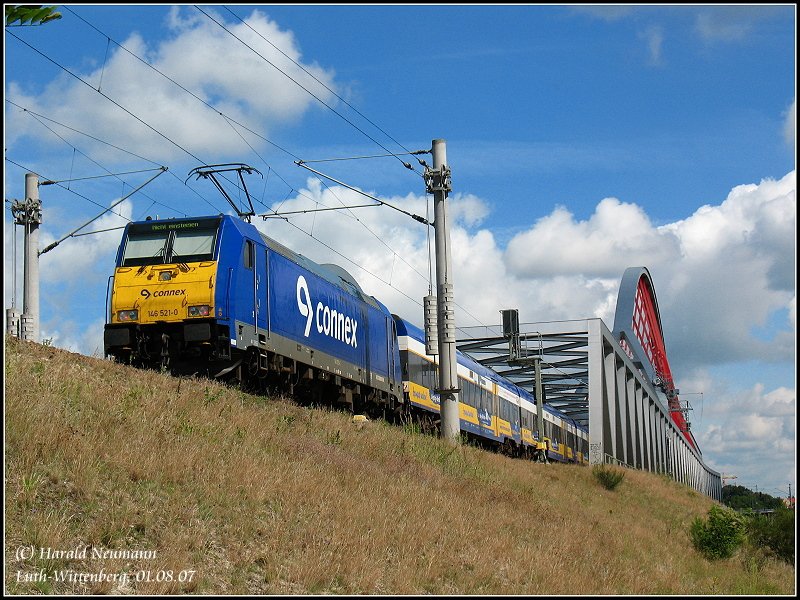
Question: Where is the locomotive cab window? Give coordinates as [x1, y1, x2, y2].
[122, 231, 168, 265]
[171, 229, 216, 263]
[121, 218, 220, 267]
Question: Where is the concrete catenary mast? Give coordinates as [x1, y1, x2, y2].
[8, 174, 42, 342]
[426, 139, 460, 443]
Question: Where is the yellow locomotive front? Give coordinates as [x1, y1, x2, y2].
[104, 217, 222, 369]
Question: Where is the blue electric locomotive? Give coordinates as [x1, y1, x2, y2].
[104, 214, 402, 411]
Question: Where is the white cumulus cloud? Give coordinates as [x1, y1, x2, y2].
[6, 7, 337, 165]
[784, 98, 796, 147]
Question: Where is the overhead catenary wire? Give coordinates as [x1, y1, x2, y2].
[217, 115, 301, 215]
[294, 161, 430, 225]
[7, 99, 168, 166]
[39, 167, 168, 256]
[61, 6, 302, 163]
[7, 31, 202, 165]
[223, 5, 421, 167]
[180, 99, 444, 322]
[6, 99, 218, 218]
[196, 5, 423, 177]
[134, 7, 432, 232]
[13, 119, 429, 329]
[278, 147, 438, 298]
[57, 5, 323, 221]
[261, 203, 384, 217]
[41, 9, 475, 326]
[39, 167, 165, 186]
[299, 150, 429, 165]
[6, 101, 188, 219]
[293, 164, 501, 335]
[6, 29, 226, 216]
[278, 161, 500, 334]
[11, 10, 498, 335]
[7, 11, 433, 320]
[255, 191, 491, 338]
[71, 225, 127, 237]
[6, 112, 225, 226]
[5, 157, 132, 223]
[276, 214, 423, 307]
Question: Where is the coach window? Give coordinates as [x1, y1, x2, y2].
[243, 240, 254, 269]
[421, 359, 437, 390]
[414, 354, 422, 382]
[459, 379, 469, 406]
[549, 422, 559, 445]
[405, 352, 419, 382]
[463, 380, 477, 408]
[469, 382, 479, 408]
[406, 352, 436, 390]
[480, 387, 493, 417]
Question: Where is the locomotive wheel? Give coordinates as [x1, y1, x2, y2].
[246, 347, 260, 378]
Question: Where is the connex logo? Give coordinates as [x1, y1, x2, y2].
[296, 275, 358, 348]
[296, 276, 314, 337]
[140, 288, 185, 299]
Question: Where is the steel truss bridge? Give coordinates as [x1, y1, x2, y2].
[457, 317, 722, 501]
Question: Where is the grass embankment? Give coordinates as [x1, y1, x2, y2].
[4, 336, 795, 594]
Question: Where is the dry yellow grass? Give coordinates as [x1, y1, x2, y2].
[4, 336, 795, 594]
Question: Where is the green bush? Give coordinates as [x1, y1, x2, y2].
[592, 464, 625, 490]
[746, 507, 795, 564]
[690, 505, 746, 560]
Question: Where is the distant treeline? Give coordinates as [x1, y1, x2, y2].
[722, 485, 786, 511]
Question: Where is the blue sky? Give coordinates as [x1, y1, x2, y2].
[4, 5, 795, 500]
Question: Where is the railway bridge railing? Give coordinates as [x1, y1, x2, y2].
[586, 318, 721, 501]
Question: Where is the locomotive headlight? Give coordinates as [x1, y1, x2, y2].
[188, 305, 211, 317]
[117, 309, 139, 322]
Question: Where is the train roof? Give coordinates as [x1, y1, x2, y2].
[247, 222, 383, 311]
